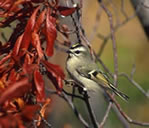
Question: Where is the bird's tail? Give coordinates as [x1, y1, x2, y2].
[109, 84, 129, 101]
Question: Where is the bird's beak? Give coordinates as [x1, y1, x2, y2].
[66, 49, 72, 54]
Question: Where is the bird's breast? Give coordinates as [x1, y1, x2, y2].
[66, 57, 101, 92]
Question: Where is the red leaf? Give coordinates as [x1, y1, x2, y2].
[7, 0, 26, 13]
[41, 60, 65, 90]
[19, 6, 40, 56]
[31, 0, 44, 3]
[0, 114, 24, 128]
[41, 60, 65, 79]
[34, 9, 46, 33]
[23, 63, 38, 75]
[58, 6, 76, 16]
[24, 54, 33, 65]
[0, 0, 14, 10]
[32, 9, 46, 59]
[0, 78, 31, 105]
[45, 8, 57, 56]
[0, 61, 14, 75]
[12, 34, 23, 56]
[0, 53, 11, 65]
[34, 70, 45, 102]
[31, 32, 43, 59]
[21, 105, 40, 121]
[8, 69, 17, 82]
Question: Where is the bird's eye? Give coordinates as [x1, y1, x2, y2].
[75, 50, 80, 54]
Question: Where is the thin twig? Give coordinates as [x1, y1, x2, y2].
[97, 2, 119, 127]
[83, 91, 99, 128]
[100, 2, 118, 86]
[1, 32, 7, 42]
[97, 8, 136, 57]
[111, 104, 130, 128]
[62, 89, 85, 100]
[130, 63, 136, 79]
[63, 84, 99, 128]
[98, 102, 112, 128]
[108, 93, 149, 127]
[69, 0, 82, 43]
[94, 52, 114, 78]
[38, 112, 52, 128]
[60, 92, 90, 128]
[57, 0, 149, 128]
[120, 0, 128, 18]
[45, 88, 89, 127]
[119, 72, 149, 98]
[89, 7, 102, 42]
[107, 0, 120, 25]
[32, 120, 38, 128]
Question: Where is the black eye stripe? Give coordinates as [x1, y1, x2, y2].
[75, 50, 81, 54]
[92, 71, 98, 76]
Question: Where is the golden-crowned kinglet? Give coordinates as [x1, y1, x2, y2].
[66, 43, 129, 101]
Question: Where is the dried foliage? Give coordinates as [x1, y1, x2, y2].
[0, 0, 77, 127]
[0, 0, 149, 128]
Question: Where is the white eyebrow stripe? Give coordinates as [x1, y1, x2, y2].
[71, 46, 87, 52]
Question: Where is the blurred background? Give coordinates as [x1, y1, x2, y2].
[0, 0, 149, 128]
[47, 0, 149, 128]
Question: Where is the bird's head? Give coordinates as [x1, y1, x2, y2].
[67, 43, 90, 59]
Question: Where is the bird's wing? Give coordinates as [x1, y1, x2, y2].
[76, 66, 92, 78]
[88, 70, 111, 89]
[77, 65, 111, 85]
[87, 70, 129, 101]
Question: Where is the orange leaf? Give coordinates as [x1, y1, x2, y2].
[58, 6, 76, 16]
[24, 54, 33, 65]
[31, 32, 43, 59]
[34, 70, 45, 102]
[12, 34, 23, 56]
[0, 80, 5, 90]
[41, 60, 65, 79]
[0, 0, 14, 10]
[41, 60, 65, 90]
[0, 78, 31, 105]
[0, 114, 25, 128]
[37, 98, 51, 126]
[45, 8, 57, 56]
[7, 0, 25, 13]
[0, 53, 11, 65]
[8, 69, 18, 84]
[14, 98, 25, 110]
[34, 9, 46, 33]
[21, 105, 40, 121]
[19, 6, 40, 56]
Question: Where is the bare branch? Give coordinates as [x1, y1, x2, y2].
[130, 63, 136, 79]
[45, 87, 90, 128]
[55, 0, 149, 127]
[64, 83, 99, 128]
[89, 7, 103, 42]
[38, 112, 52, 128]
[97, 11, 136, 57]
[120, 0, 128, 18]
[98, 102, 112, 128]
[119, 72, 149, 98]
[108, 93, 149, 127]
[60, 92, 90, 128]
[100, 2, 118, 86]
[83, 91, 99, 128]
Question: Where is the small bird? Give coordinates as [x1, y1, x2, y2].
[66, 43, 129, 101]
